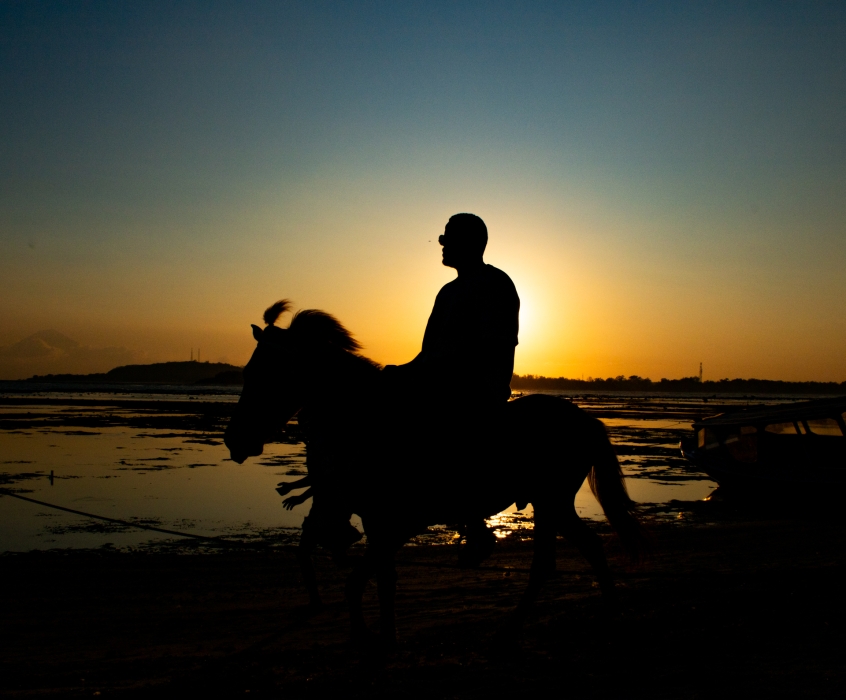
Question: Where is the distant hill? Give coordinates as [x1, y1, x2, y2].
[27, 361, 243, 385]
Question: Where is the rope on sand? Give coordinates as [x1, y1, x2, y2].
[0, 490, 615, 577]
[0, 489, 265, 549]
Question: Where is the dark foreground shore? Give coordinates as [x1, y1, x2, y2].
[2, 500, 845, 699]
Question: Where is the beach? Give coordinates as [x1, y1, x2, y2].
[1, 391, 845, 697]
[2, 508, 845, 698]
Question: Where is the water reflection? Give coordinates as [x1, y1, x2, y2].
[0, 391, 757, 552]
[0, 425, 311, 551]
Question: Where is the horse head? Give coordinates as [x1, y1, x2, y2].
[223, 299, 366, 463]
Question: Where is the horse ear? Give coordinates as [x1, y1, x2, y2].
[251, 324, 263, 342]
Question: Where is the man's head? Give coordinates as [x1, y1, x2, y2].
[439, 213, 487, 269]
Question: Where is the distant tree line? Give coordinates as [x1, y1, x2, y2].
[19, 361, 846, 395]
[510, 374, 846, 395]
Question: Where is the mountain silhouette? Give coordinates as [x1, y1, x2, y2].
[0, 330, 80, 359]
[0, 330, 137, 380]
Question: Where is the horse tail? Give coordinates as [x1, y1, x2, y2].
[586, 417, 650, 563]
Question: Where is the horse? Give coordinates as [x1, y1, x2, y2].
[224, 300, 647, 645]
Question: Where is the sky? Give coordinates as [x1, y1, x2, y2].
[1, 1, 844, 381]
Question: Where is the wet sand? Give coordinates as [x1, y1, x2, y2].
[2, 503, 846, 699]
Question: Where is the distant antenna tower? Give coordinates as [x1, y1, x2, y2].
[198, 348, 201, 363]
[191, 348, 194, 361]
[699, 362, 703, 383]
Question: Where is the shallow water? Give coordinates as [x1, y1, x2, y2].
[0, 390, 732, 551]
[0, 425, 312, 551]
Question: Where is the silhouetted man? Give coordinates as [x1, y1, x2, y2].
[388, 213, 520, 403]
[385, 213, 520, 564]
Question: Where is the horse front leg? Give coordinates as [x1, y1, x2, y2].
[345, 547, 378, 643]
[296, 523, 322, 612]
[376, 552, 398, 646]
[345, 526, 407, 648]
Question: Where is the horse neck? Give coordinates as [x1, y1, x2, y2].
[300, 350, 379, 434]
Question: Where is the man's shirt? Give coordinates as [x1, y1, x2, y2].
[418, 264, 520, 403]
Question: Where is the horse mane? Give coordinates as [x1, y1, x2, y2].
[289, 309, 363, 353]
[263, 300, 292, 326]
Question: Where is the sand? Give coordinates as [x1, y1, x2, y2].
[2, 500, 845, 699]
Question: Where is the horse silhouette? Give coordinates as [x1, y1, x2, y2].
[224, 300, 647, 645]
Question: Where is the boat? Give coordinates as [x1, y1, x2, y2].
[679, 397, 846, 489]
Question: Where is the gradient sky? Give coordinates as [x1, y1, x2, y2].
[1, 1, 844, 381]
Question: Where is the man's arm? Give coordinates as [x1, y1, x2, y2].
[386, 284, 452, 376]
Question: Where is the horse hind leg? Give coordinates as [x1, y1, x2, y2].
[496, 506, 557, 643]
[558, 506, 619, 607]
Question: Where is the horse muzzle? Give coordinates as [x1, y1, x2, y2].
[223, 420, 267, 464]
[225, 440, 265, 464]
